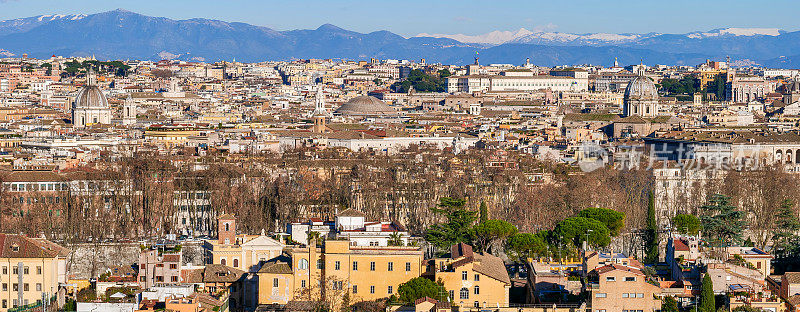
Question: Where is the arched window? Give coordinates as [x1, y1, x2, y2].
[225, 222, 230, 231]
[233, 259, 239, 268]
[474, 285, 480, 295]
[298, 259, 309, 270]
[459, 287, 469, 300]
[220, 259, 226, 266]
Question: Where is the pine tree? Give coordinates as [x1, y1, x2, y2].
[700, 273, 715, 312]
[645, 191, 659, 263]
[700, 194, 744, 248]
[772, 199, 800, 258]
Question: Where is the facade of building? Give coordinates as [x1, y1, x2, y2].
[426, 243, 511, 309]
[0, 234, 69, 312]
[257, 240, 424, 306]
[138, 248, 182, 289]
[446, 71, 588, 94]
[587, 264, 661, 312]
[203, 215, 285, 273]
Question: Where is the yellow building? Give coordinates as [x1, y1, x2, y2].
[203, 215, 285, 273]
[427, 243, 511, 310]
[257, 240, 424, 306]
[0, 234, 69, 312]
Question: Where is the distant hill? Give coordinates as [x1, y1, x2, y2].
[0, 9, 798, 68]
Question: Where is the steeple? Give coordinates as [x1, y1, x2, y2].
[312, 86, 327, 133]
[614, 57, 619, 67]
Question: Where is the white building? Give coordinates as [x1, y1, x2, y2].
[446, 69, 588, 94]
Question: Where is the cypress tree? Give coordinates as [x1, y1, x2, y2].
[645, 191, 659, 263]
[700, 273, 715, 312]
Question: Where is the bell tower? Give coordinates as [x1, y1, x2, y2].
[122, 95, 136, 125]
[218, 214, 236, 245]
[312, 87, 327, 133]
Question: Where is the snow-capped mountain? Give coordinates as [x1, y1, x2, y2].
[0, 14, 86, 34]
[686, 28, 783, 39]
[509, 32, 653, 46]
[415, 28, 534, 45]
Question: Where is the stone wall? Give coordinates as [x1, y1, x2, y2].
[65, 242, 204, 279]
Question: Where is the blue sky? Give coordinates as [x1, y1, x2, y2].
[1, 0, 799, 36]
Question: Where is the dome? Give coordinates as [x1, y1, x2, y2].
[73, 85, 108, 109]
[334, 96, 396, 116]
[624, 76, 659, 101]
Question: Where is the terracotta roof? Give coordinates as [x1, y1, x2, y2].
[785, 272, 800, 284]
[258, 255, 293, 274]
[338, 208, 366, 218]
[0, 234, 68, 258]
[218, 214, 235, 221]
[472, 253, 511, 285]
[594, 264, 645, 276]
[184, 264, 244, 283]
[450, 243, 473, 260]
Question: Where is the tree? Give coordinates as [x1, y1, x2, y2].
[479, 201, 488, 224]
[577, 207, 626, 236]
[645, 191, 659, 264]
[472, 219, 517, 253]
[662, 296, 679, 312]
[424, 197, 477, 250]
[506, 232, 549, 262]
[700, 194, 745, 248]
[672, 214, 701, 236]
[388, 232, 403, 246]
[700, 273, 715, 312]
[553, 217, 611, 248]
[397, 277, 448, 303]
[772, 199, 800, 258]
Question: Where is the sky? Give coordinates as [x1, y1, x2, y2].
[1, 0, 799, 36]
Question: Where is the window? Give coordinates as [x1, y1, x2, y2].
[462, 271, 468, 280]
[1, 284, 5, 291]
[2, 300, 5, 308]
[459, 287, 469, 300]
[12, 267, 17, 275]
[23, 283, 28, 291]
[474, 285, 480, 295]
[317, 259, 324, 269]
[170, 264, 178, 270]
[140, 276, 145, 282]
[388, 286, 393, 294]
[272, 278, 279, 287]
[595, 293, 607, 298]
[624, 276, 636, 282]
[352, 261, 358, 271]
[474, 274, 480, 281]
[352, 285, 357, 294]
[36, 266, 42, 275]
[12, 284, 17, 291]
[622, 293, 629, 298]
[474, 301, 480, 308]
[220, 259, 226, 266]
[233, 259, 239, 268]
[335, 261, 340, 270]
[636, 293, 644, 298]
[301, 280, 306, 288]
[2, 267, 5, 274]
[298, 259, 309, 270]
[388, 262, 393, 271]
[449, 290, 454, 300]
[370, 262, 376, 271]
[605, 277, 616, 282]
[405, 262, 411, 272]
[370, 286, 375, 294]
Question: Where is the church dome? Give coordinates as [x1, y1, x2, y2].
[624, 76, 659, 101]
[334, 96, 396, 116]
[73, 83, 108, 109]
[789, 80, 800, 93]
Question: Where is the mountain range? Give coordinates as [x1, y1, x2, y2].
[1, 9, 800, 68]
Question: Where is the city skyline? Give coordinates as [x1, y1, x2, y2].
[1, 0, 800, 37]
